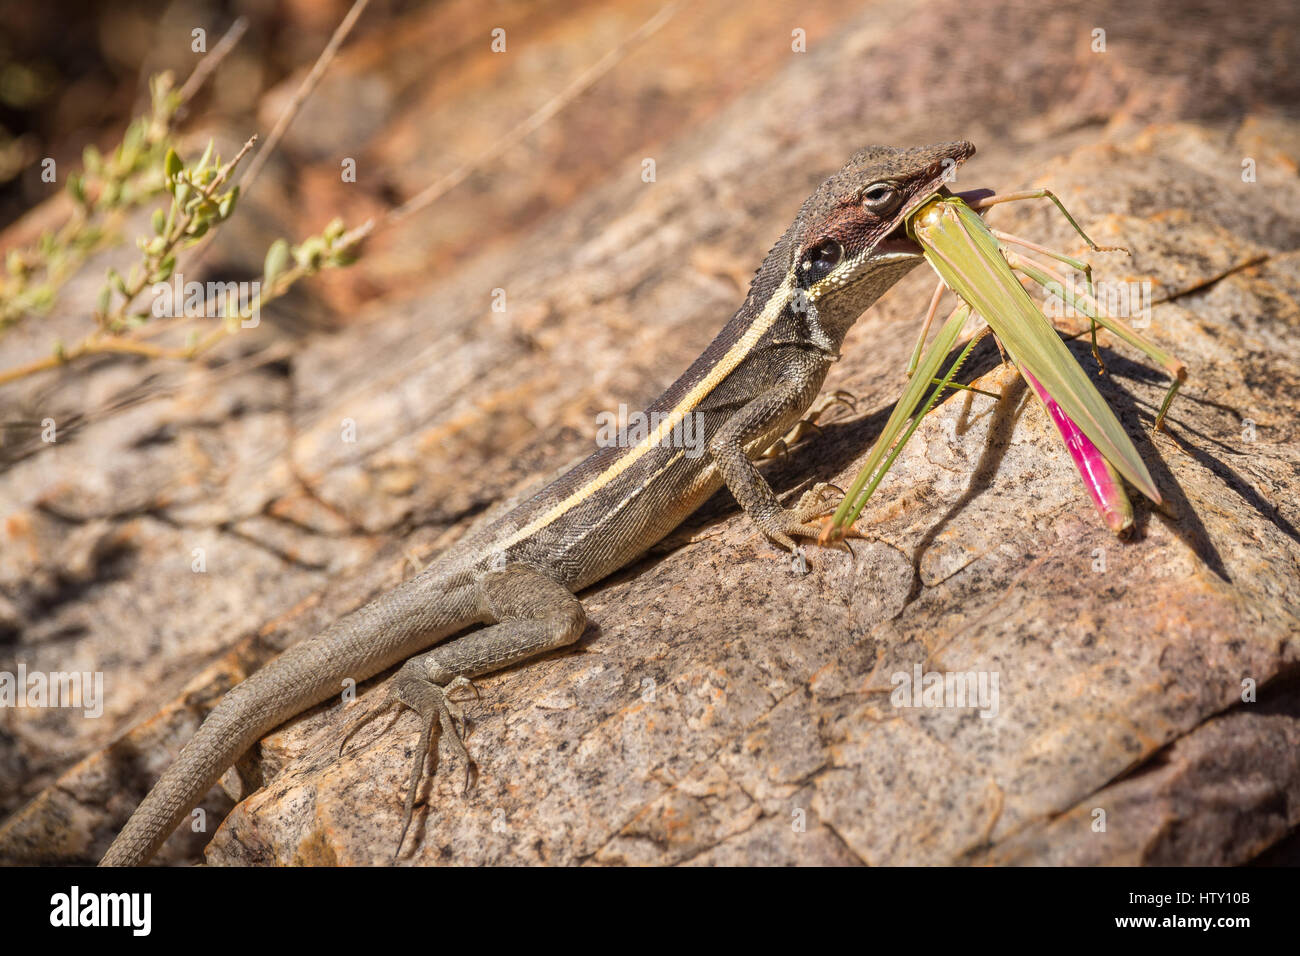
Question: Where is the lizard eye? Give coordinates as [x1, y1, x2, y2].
[801, 238, 843, 279]
[861, 182, 901, 215]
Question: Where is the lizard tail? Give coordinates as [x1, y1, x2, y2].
[100, 573, 474, 865]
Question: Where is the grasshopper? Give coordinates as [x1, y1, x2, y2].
[825, 187, 1187, 540]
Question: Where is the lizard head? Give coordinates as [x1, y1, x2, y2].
[777, 141, 975, 327]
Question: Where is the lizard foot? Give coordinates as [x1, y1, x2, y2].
[760, 482, 858, 553]
[392, 670, 478, 860]
[779, 481, 872, 555]
[338, 692, 401, 758]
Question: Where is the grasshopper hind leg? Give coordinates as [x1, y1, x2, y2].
[958, 186, 1129, 377]
[1006, 249, 1188, 432]
[954, 185, 1187, 431]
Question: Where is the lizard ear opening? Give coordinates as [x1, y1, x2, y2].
[800, 238, 843, 281]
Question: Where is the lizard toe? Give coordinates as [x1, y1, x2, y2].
[391, 667, 477, 861]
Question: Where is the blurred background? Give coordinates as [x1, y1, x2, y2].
[1, 0, 1297, 324]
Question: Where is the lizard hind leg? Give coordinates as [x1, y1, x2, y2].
[391, 670, 476, 861]
[388, 564, 587, 861]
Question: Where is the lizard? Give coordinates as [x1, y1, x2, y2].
[100, 140, 975, 865]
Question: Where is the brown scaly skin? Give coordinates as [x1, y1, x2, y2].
[100, 142, 975, 865]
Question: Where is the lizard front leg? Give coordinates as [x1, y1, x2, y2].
[708, 371, 839, 551]
[380, 564, 586, 859]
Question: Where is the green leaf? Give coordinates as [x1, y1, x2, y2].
[196, 139, 214, 176]
[294, 238, 324, 271]
[164, 147, 183, 180]
[152, 253, 176, 283]
[218, 186, 239, 220]
[263, 239, 290, 286]
[29, 286, 54, 310]
[123, 118, 145, 153]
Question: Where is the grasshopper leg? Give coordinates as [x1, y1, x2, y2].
[910, 282, 992, 387]
[958, 187, 1126, 376]
[907, 279, 947, 378]
[1006, 250, 1188, 432]
[991, 228, 1111, 374]
[957, 188, 1126, 255]
[932, 379, 1000, 400]
[958, 183, 1189, 431]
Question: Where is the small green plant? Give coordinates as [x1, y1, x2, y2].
[1, 72, 183, 329]
[97, 135, 249, 333]
[0, 67, 369, 387]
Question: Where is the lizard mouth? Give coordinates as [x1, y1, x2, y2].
[872, 187, 946, 259]
[876, 220, 923, 257]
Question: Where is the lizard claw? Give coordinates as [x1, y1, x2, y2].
[792, 481, 844, 514]
[446, 674, 480, 702]
[793, 481, 870, 552]
[817, 518, 867, 549]
[759, 481, 859, 552]
[440, 676, 480, 746]
[337, 693, 400, 758]
[391, 665, 477, 861]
